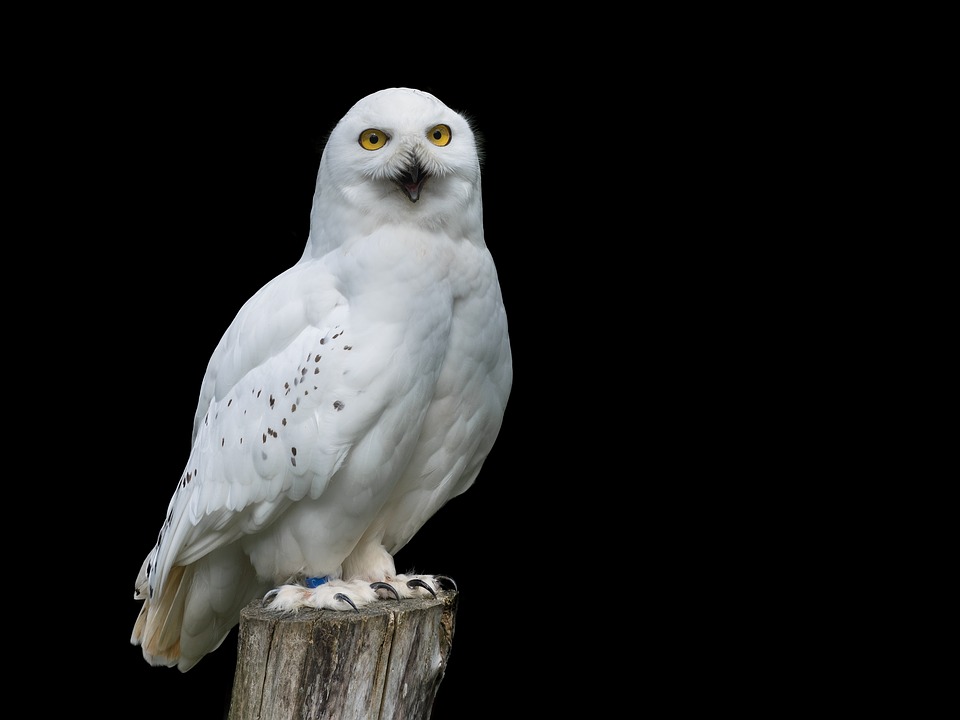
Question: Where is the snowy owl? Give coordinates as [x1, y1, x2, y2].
[130, 87, 512, 672]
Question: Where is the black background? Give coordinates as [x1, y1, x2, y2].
[16, 28, 813, 720]
[75, 69, 595, 718]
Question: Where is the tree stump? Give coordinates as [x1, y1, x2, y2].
[228, 590, 458, 720]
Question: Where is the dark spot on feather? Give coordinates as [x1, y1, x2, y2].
[186, 472, 192, 484]
[282, 418, 287, 426]
[227, 399, 232, 407]
[262, 433, 267, 443]
[291, 457, 297, 467]
[291, 447, 297, 456]
[334, 400, 344, 411]
[221, 438, 225, 446]
[344, 345, 352, 350]
[270, 395, 276, 408]
[291, 404, 297, 412]
[315, 354, 321, 362]
[301, 368, 307, 376]
[314, 367, 320, 374]
[262, 451, 268, 460]
[257, 390, 262, 398]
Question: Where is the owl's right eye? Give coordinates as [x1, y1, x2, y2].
[359, 129, 389, 150]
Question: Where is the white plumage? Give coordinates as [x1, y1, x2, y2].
[131, 87, 512, 672]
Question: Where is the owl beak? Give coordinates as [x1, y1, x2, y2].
[396, 162, 428, 203]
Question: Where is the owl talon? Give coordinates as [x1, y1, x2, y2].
[371, 581, 401, 600]
[406, 578, 437, 597]
[434, 575, 458, 591]
[262, 588, 280, 606]
[335, 593, 360, 612]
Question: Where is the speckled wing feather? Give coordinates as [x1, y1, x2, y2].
[147, 265, 349, 586]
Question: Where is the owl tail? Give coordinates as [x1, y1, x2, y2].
[131, 545, 268, 672]
[131, 561, 188, 669]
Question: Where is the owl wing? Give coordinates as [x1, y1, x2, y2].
[141, 259, 368, 602]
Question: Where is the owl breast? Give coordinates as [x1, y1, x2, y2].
[376, 237, 513, 553]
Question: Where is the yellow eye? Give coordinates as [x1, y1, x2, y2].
[427, 124, 451, 146]
[359, 129, 388, 150]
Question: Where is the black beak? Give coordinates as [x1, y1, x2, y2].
[396, 162, 428, 203]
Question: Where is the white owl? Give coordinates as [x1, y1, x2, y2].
[131, 87, 512, 672]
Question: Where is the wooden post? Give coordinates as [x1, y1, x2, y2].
[228, 590, 458, 720]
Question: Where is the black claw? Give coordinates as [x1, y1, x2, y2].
[262, 589, 280, 607]
[371, 582, 400, 600]
[434, 575, 458, 592]
[407, 578, 437, 598]
[335, 592, 360, 613]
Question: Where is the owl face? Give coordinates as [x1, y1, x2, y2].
[320, 88, 480, 223]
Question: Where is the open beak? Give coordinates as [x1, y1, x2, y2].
[396, 162, 428, 203]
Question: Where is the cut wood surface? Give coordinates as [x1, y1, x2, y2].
[228, 590, 458, 720]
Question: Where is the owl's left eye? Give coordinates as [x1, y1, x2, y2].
[427, 124, 451, 147]
[359, 129, 389, 151]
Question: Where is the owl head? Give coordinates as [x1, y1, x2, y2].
[308, 88, 483, 243]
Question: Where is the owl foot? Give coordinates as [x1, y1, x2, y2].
[262, 573, 449, 612]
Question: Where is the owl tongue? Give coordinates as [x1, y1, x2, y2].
[398, 163, 427, 203]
